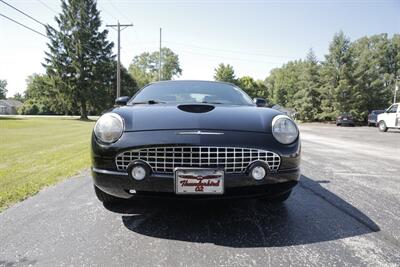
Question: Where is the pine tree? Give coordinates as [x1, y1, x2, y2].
[44, 0, 114, 119]
[293, 49, 321, 121]
[351, 34, 393, 119]
[319, 31, 355, 120]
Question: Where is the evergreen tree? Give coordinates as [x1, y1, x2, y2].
[351, 34, 393, 119]
[92, 61, 137, 114]
[44, 0, 114, 119]
[319, 31, 355, 120]
[293, 49, 322, 121]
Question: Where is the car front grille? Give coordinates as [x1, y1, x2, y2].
[115, 146, 281, 174]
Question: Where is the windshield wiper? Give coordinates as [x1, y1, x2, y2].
[131, 100, 166, 105]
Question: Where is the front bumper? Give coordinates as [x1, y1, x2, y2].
[92, 167, 300, 199]
[91, 130, 301, 199]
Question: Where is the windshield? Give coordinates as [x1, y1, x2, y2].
[130, 81, 254, 106]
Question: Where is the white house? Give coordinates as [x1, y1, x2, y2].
[0, 99, 23, 115]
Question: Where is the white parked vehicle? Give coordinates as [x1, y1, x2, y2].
[377, 103, 400, 132]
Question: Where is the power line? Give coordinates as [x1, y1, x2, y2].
[0, 0, 46, 27]
[175, 48, 284, 65]
[106, 0, 130, 22]
[0, 10, 107, 56]
[0, 13, 47, 37]
[165, 41, 297, 59]
[97, 1, 119, 21]
[36, 0, 58, 14]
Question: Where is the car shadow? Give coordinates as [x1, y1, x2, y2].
[104, 175, 380, 248]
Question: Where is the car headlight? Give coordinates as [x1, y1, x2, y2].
[272, 115, 299, 144]
[94, 113, 124, 144]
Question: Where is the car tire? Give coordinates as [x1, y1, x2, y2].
[94, 185, 122, 203]
[336, 124, 340, 126]
[261, 190, 292, 203]
[378, 121, 388, 132]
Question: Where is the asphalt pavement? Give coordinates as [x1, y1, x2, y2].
[1, 124, 399, 266]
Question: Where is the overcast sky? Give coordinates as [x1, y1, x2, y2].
[1, 0, 399, 97]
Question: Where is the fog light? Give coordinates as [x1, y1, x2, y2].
[131, 166, 146, 180]
[251, 166, 266, 180]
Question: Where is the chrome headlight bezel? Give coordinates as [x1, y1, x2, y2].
[94, 113, 124, 144]
[272, 115, 299, 145]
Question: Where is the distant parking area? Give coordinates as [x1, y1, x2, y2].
[0, 123, 399, 266]
[301, 122, 400, 152]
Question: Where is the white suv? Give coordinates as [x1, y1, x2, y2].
[377, 103, 400, 132]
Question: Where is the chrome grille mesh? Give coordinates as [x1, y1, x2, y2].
[115, 146, 280, 174]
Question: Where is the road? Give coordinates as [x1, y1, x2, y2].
[1, 124, 399, 266]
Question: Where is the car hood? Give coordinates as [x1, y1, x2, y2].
[112, 104, 282, 133]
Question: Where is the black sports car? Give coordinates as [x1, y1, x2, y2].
[91, 81, 301, 203]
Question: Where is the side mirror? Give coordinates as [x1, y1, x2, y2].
[115, 96, 130, 106]
[254, 98, 267, 107]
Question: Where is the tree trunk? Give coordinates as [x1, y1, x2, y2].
[80, 100, 88, 120]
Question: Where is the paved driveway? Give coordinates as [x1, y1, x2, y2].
[1, 124, 399, 266]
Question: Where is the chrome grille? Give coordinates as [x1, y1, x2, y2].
[115, 146, 281, 174]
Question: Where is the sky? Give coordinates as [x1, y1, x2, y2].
[0, 0, 399, 97]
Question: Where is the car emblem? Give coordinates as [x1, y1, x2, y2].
[176, 131, 224, 135]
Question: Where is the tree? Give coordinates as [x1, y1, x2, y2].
[292, 49, 322, 121]
[350, 34, 394, 119]
[44, 0, 115, 119]
[20, 74, 67, 115]
[265, 60, 305, 107]
[129, 47, 182, 88]
[11, 93, 24, 103]
[238, 76, 268, 99]
[263, 32, 399, 121]
[0, 79, 7, 99]
[387, 34, 400, 104]
[319, 31, 355, 120]
[214, 63, 237, 84]
[91, 61, 137, 114]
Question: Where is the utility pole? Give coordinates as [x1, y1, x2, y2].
[394, 83, 398, 104]
[106, 21, 133, 98]
[159, 27, 162, 81]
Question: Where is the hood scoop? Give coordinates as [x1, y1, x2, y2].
[178, 104, 215, 113]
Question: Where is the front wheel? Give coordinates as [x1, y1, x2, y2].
[260, 190, 292, 203]
[378, 121, 388, 132]
[94, 185, 123, 203]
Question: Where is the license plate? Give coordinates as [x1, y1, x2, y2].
[175, 168, 224, 194]
[343, 118, 348, 120]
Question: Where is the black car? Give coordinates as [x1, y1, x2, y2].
[336, 113, 355, 126]
[91, 81, 301, 204]
[367, 110, 384, 126]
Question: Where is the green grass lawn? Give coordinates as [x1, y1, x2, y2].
[0, 116, 95, 211]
